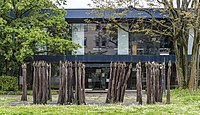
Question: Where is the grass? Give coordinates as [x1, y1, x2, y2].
[0, 89, 200, 115]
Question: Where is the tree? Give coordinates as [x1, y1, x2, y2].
[0, 0, 79, 76]
[90, 0, 200, 90]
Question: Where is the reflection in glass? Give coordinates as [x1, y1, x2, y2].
[130, 33, 173, 55]
[84, 24, 118, 55]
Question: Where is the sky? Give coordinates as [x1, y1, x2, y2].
[64, 0, 183, 9]
[65, 0, 92, 8]
[64, 0, 158, 9]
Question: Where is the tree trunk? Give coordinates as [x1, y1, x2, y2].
[74, 61, 78, 104]
[196, 45, 199, 90]
[78, 63, 83, 104]
[21, 64, 27, 101]
[82, 64, 86, 104]
[116, 63, 123, 102]
[159, 63, 164, 102]
[121, 63, 132, 102]
[64, 62, 68, 104]
[146, 62, 151, 104]
[120, 62, 126, 102]
[174, 40, 183, 88]
[33, 62, 36, 104]
[183, 46, 188, 87]
[111, 62, 117, 103]
[57, 61, 63, 104]
[36, 62, 40, 104]
[48, 64, 52, 101]
[155, 63, 159, 102]
[41, 62, 47, 104]
[68, 62, 74, 104]
[189, 47, 198, 91]
[106, 62, 113, 103]
[136, 62, 142, 105]
[189, 30, 199, 91]
[114, 62, 121, 102]
[152, 62, 155, 104]
[167, 61, 171, 104]
[150, 62, 153, 104]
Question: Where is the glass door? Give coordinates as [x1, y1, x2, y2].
[86, 68, 108, 90]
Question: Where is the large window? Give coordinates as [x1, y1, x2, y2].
[84, 24, 118, 55]
[130, 33, 173, 55]
[71, 23, 173, 56]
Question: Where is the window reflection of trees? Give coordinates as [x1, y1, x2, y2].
[131, 33, 173, 55]
[85, 24, 118, 55]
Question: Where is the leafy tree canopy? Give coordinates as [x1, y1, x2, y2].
[0, 0, 79, 64]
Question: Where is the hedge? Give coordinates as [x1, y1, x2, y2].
[0, 76, 18, 91]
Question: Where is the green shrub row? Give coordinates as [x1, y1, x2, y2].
[0, 76, 18, 91]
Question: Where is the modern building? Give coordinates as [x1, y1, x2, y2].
[35, 9, 194, 90]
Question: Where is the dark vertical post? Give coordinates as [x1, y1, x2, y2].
[160, 63, 165, 102]
[121, 63, 132, 102]
[33, 62, 36, 104]
[57, 61, 63, 104]
[82, 64, 86, 104]
[196, 48, 199, 91]
[41, 61, 46, 104]
[48, 63, 52, 101]
[114, 62, 121, 102]
[74, 61, 78, 104]
[61, 63, 66, 104]
[167, 61, 171, 104]
[78, 63, 83, 104]
[106, 62, 113, 103]
[150, 62, 153, 104]
[116, 63, 123, 102]
[120, 62, 126, 102]
[21, 63, 27, 101]
[139, 62, 143, 105]
[111, 62, 117, 103]
[68, 62, 74, 103]
[152, 62, 155, 104]
[159, 63, 162, 102]
[45, 62, 49, 104]
[163, 58, 166, 95]
[136, 62, 139, 102]
[146, 62, 151, 104]
[156, 63, 160, 102]
[64, 62, 68, 104]
[136, 62, 142, 105]
[36, 62, 41, 104]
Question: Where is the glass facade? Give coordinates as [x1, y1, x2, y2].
[84, 24, 118, 55]
[72, 24, 85, 55]
[118, 24, 129, 55]
[70, 23, 175, 90]
[71, 23, 173, 56]
[86, 67, 109, 89]
[130, 33, 173, 55]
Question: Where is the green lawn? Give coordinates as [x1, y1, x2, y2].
[0, 89, 200, 115]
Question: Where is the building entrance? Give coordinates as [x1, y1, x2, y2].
[86, 67, 109, 90]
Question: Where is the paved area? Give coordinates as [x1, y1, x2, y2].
[0, 92, 148, 106]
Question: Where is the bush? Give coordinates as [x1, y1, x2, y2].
[0, 76, 18, 91]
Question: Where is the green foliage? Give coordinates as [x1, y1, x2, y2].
[0, 76, 18, 91]
[0, 0, 80, 76]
